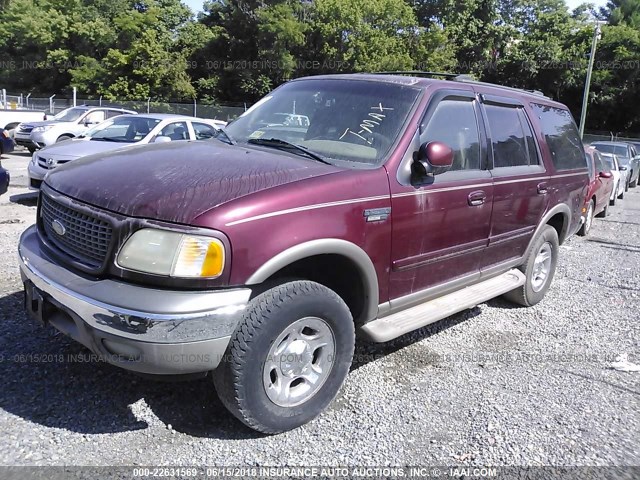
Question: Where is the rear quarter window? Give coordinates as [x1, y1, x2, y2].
[532, 104, 586, 171]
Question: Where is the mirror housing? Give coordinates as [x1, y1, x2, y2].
[412, 141, 454, 179]
[153, 136, 172, 144]
[599, 171, 613, 179]
[620, 166, 628, 171]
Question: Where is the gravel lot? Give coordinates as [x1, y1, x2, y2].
[0, 148, 638, 468]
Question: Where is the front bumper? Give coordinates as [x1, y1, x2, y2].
[14, 132, 40, 149]
[18, 225, 251, 375]
[27, 162, 46, 189]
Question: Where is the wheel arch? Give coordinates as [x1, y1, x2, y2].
[527, 204, 571, 254]
[246, 239, 379, 325]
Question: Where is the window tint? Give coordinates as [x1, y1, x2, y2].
[485, 104, 534, 168]
[192, 122, 217, 140]
[585, 152, 595, 179]
[159, 122, 189, 141]
[421, 98, 480, 171]
[106, 110, 125, 119]
[532, 104, 586, 170]
[519, 109, 539, 165]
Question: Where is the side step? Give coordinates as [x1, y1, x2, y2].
[361, 269, 526, 343]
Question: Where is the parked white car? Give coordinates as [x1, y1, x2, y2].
[15, 106, 136, 153]
[601, 152, 628, 205]
[28, 114, 224, 189]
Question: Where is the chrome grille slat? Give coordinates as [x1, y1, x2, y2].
[40, 193, 113, 266]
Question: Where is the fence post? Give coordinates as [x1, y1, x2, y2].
[26, 93, 31, 109]
[193, 97, 197, 117]
[99, 96, 102, 106]
[147, 97, 151, 114]
[1, 89, 6, 110]
[49, 94, 56, 114]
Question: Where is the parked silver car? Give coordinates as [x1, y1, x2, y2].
[15, 106, 136, 153]
[28, 114, 224, 189]
[600, 152, 628, 205]
[591, 141, 640, 189]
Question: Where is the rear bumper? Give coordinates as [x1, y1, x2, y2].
[18, 225, 251, 375]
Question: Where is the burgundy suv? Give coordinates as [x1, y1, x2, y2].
[19, 74, 589, 433]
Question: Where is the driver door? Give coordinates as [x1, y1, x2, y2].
[389, 89, 493, 301]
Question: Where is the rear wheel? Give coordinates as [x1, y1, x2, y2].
[596, 200, 608, 218]
[504, 225, 559, 307]
[214, 280, 355, 434]
[631, 174, 638, 188]
[578, 201, 594, 237]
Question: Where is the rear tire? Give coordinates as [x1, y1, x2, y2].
[503, 225, 559, 307]
[214, 280, 355, 434]
[577, 201, 594, 237]
[596, 201, 608, 218]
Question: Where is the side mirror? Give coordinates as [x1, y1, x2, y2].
[153, 136, 172, 144]
[412, 141, 454, 179]
[599, 171, 613, 179]
[620, 166, 628, 171]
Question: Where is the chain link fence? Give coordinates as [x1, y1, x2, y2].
[1, 90, 246, 123]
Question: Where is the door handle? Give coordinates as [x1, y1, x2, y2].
[468, 190, 486, 206]
[537, 182, 549, 195]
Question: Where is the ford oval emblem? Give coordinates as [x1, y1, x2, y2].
[51, 219, 66, 236]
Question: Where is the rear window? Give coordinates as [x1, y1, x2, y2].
[532, 104, 586, 171]
[593, 143, 628, 158]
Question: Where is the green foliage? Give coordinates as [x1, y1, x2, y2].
[0, 0, 638, 131]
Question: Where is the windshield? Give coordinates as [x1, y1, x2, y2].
[54, 107, 89, 122]
[89, 116, 161, 143]
[594, 144, 628, 158]
[225, 79, 421, 166]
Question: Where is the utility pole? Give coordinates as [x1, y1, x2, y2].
[579, 21, 605, 139]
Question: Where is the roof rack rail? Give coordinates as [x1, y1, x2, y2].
[370, 71, 550, 99]
[370, 71, 467, 79]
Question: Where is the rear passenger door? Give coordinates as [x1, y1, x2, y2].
[389, 89, 493, 300]
[478, 94, 548, 269]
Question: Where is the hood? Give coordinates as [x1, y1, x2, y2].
[38, 138, 129, 160]
[22, 120, 67, 128]
[45, 141, 341, 224]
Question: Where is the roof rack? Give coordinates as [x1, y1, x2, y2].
[370, 71, 549, 99]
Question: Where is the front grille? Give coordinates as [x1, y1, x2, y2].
[37, 157, 71, 170]
[40, 193, 113, 267]
[20, 125, 34, 133]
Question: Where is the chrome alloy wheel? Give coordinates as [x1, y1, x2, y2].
[531, 242, 553, 293]
[263, 317, 335, 407]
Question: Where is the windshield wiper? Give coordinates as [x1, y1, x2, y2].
[247, 138, 332, 165]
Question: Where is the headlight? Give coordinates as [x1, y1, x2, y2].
[33, 125, 54, 133]
[117, 229, 225, 278]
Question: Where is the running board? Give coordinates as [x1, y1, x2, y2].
[361, 269, 526, 343]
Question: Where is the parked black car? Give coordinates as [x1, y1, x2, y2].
[0, 128, 15, 156]
[0, 161, 9, 196]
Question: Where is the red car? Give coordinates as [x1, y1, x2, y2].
[579, 147, 615, 236]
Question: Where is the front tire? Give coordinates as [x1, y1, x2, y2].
[596, 200, 608, 218]
[504, 225, 559, 307]
[214, 281, 355, 434]
[578, 201, 594, 237]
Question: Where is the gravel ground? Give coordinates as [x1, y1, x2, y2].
[0, 149, 638, 468]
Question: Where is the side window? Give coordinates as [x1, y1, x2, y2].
[192, 122, 217, 140]
[518, 109, 539, 165]
[159, 122, 189, 141]
[421, 98, 481, 171]
[106, 110, 124, 119]
[594, 151, 606, 174]
[485, 104, 529, 168]
[531, 104, 586, 171]
[84, 110, 105, 125]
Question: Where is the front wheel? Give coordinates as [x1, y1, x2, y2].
[214, 281, 355, 434]
[503, 225, 559, 307]
[56, 135, 73, 143]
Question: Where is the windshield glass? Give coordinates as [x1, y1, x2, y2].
[54, 107, 89, 122]
[225, 79, 421, 166]
[89, 116, 161, 143]
[594, 144, 628, 158]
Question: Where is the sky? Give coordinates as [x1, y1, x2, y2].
[183, 0, 609, 15]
